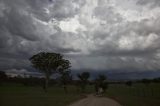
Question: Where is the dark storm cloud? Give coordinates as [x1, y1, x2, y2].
[1, 0, 84, 21]
[87, 8, 160, 58]
[5, 9, 39, 41]
[91, 48, 158, 57]
[0, 0, 160, 77]
[137, 0, 160, 7]
[0, 0, 82, 73]
[27, 0, 85, 21]
[126, 19, 160, 37]
[0, 0, 39, 41]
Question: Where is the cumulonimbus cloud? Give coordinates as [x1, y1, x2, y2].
[0, 0, 160, 74]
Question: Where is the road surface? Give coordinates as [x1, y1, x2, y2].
[69, 95, 121, 106]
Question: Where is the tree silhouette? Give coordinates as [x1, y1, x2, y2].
[126, 81, 132, 87]
[0, 71, 7, 85]
[29, 52, 70, 92]
[60, 70, 72, 93]
[77, 72, 90, 93]
[95, 74, 108, 93]
[98, 75, 106, 82]
[0, 71, 7, 79]
[141, 79, 151, 86]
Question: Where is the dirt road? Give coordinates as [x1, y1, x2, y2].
[69, 95, 121, 106]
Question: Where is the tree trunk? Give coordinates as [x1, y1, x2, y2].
[63, 85, 68, 94]
[45, 78, 49, 92]
[43, 74, 50, 92]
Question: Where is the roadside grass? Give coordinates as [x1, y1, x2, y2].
[1, 83, 160, 106]
[0, 84, 85, 106]
[105, 83, 160, 106]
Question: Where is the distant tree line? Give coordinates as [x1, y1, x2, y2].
[1, 52, 160, 94]
[0, 73, 56, 86]
[1, 69, 160, 94]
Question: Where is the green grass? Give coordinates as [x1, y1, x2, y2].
[1, 83, 160, 106]
[105, 83, 160, 106]
[0, 84, 85, 106]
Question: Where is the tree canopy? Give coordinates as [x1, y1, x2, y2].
[29, 52, 70, 74]
[29, 52, 71, 92]
[77, 72, 90, 81]
[77, 72, 90, 92]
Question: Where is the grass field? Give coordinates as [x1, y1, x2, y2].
[0, 84, 88, 106]
[0, 83, 160, 106]
[105, 83, 160, 106]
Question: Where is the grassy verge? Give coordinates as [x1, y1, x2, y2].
[1, 83, 160, 106]
[0, 84, 85, 106]
[104, 83, 160, 106]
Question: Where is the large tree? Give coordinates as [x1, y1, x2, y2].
[29, 52, 70, 92]
[77, 72, 90, 92]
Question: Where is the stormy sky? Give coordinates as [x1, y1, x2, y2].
[0, 0, 160, 77]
